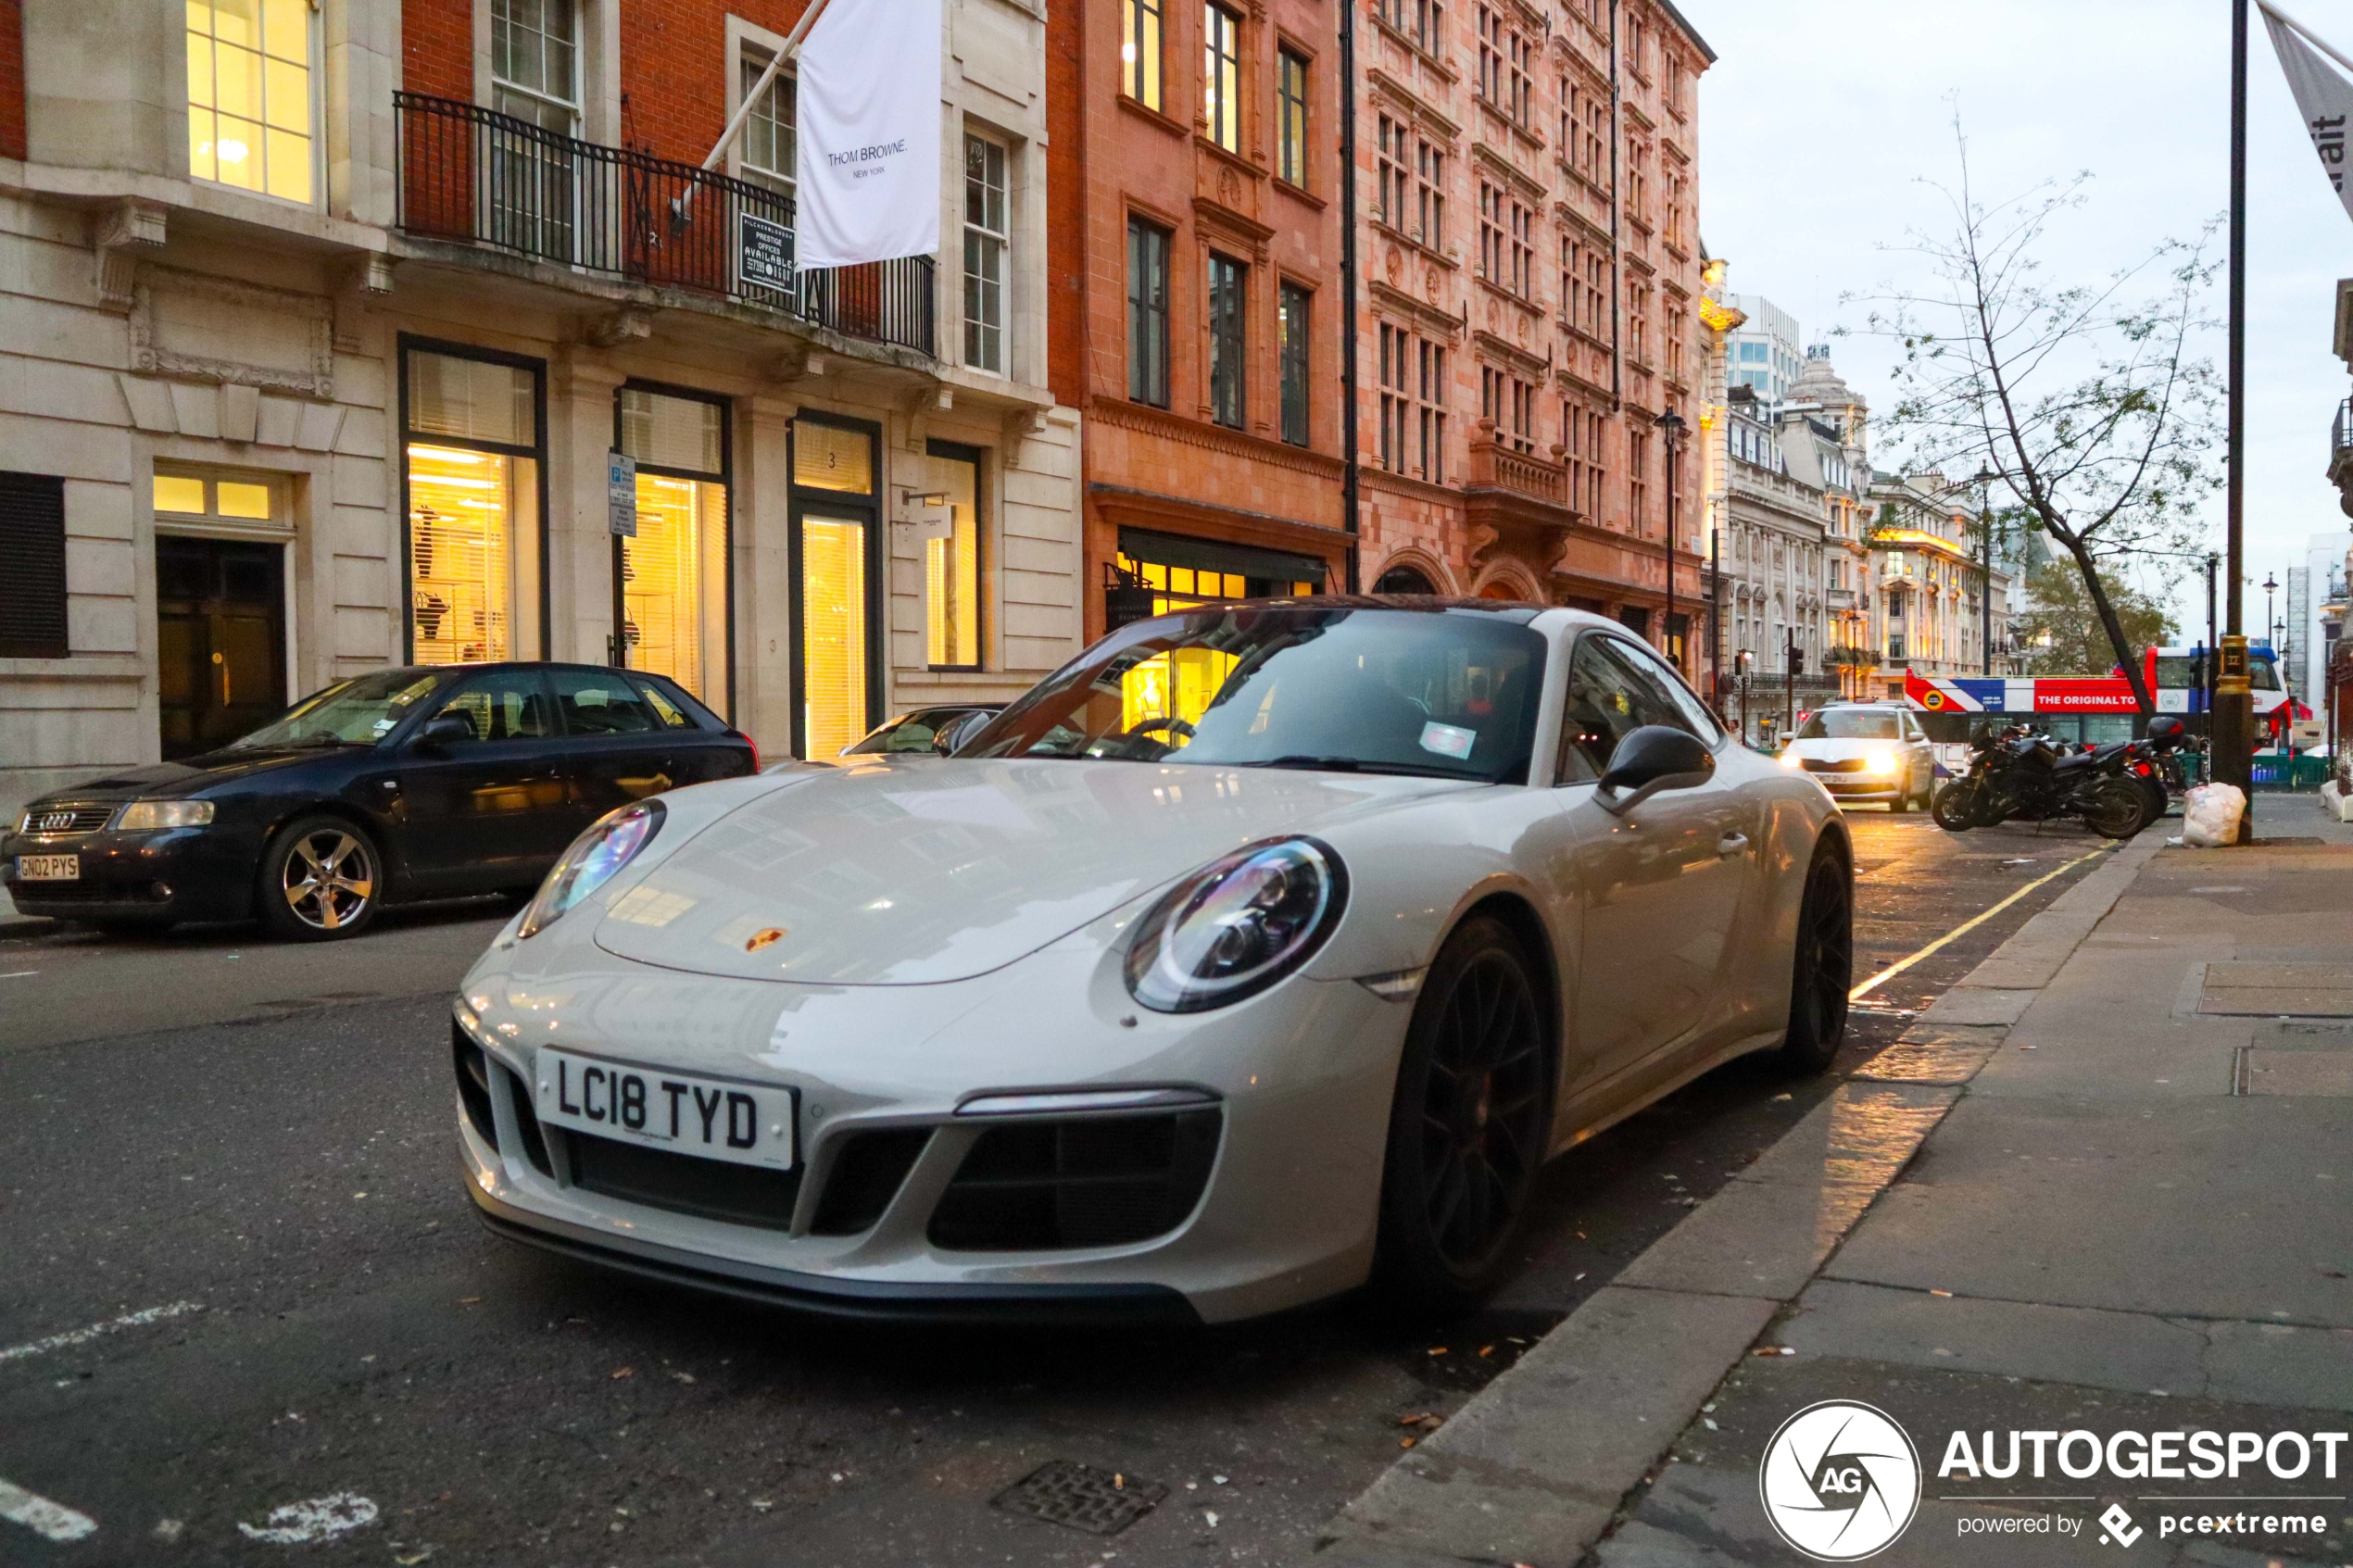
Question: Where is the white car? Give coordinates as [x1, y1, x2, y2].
[452, 602, 1852, 1325]
[1780, 703, 1937, 811]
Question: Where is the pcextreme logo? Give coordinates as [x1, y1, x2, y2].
[1759, 1400, 1925, 1561]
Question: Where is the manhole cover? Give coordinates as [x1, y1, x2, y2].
[991, 1461, 1165, 1536]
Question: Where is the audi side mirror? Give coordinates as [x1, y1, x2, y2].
[416, 713, 474, 750]
[1596, 725, 1716, 814]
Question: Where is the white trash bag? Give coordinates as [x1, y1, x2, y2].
[2181, 783, 2246, 848]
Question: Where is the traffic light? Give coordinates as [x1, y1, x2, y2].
[1789, 644, 1806, 676]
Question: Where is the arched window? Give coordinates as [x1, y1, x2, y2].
[1374, 564, 1438, 596]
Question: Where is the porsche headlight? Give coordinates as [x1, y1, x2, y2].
[116, 799, 214, 831]
[1123, 837, 1348, 1013]
[519, 800, 663, 939]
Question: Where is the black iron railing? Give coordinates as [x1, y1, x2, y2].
[2335, 397, 2352, 458]
[394, 93, 936, 357]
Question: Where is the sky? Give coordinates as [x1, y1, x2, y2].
[1682, 0, 2353, 643]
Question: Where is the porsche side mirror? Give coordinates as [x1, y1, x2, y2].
[935, 711, 991, 755]
[416, 713, 474, 750]
[1596, 725, 1715, 815]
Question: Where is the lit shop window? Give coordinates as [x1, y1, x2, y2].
[794, 420, 878, 759]
[925, 445, 981, 669]
[618, 389, 730, 711]
[187, 0, 314, 203]
[403, 349, 543, 665]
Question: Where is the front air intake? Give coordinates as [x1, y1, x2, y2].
[926, 1110, 1221, 1251]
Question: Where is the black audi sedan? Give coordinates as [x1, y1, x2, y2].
[1, 663, 756, 941]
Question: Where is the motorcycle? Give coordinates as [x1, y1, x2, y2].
[1948, 728, 2152, 839]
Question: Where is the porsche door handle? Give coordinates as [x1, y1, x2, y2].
[1717, 833, 1750, 858]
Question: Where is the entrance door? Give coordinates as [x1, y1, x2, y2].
[157, 536, 285, 759]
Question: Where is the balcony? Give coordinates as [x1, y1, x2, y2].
[2333, 399, 2353, 516]
[393, 93, 936, 358]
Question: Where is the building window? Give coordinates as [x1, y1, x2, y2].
[740, 53, 795, 199]
[1207, 253, 1247, 430]
[1378, 118, 1446, 248]
[490, 0, 579, 133]
[963, 134, 1008, 374]
[1278, 282, 1310, 447]
[1277, 47, 1309, 187]
[616, 386, 730, 712]
[1122, 0, 1164, 110]
[402, 345, 544, 666]
[1126, 218, 1171, 407]
[1482, 369, 1534, 454]
[925, 441, 983, 670]
[1378, 325, 1447, 483]
[186, 0, 313, 202]
[1203, 4, 1241, 153]
[1378, 0, 1442, 54]
[1419, 339, 1449, 483]
[1629, 429, 1651, 535]
[0, 471, 67, 659]
[1475, 6, 1530, 127]
[1479, 184, 1534, 298]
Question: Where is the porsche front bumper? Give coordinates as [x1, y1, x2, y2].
[454, 942, 1416, 1325]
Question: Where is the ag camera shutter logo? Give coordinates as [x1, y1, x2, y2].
[1758, 1400, 1923, 1561]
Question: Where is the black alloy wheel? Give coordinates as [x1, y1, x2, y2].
[1931, 779, 1979, 833]
[1776, 844, 1854, 1075]
[2083, 777, 2151, 841]
[1374, 915, 1551, 1318]
[258, 815, 383, 941]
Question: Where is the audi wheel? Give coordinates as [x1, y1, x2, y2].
[258, 816, 383, 941]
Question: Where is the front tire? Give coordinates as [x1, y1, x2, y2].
[1372, 915, 1552, 1321]
[1931, 780, 1978, 832]
[258, 816, 383, 941]
[1775, 843, 1853, 1075]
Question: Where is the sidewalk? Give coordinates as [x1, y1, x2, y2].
[1315, 801, 2353, 1567]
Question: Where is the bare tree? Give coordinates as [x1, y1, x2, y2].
[1852, 121, 2221, 712]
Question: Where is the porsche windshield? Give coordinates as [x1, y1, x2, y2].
[962, 607, 1549, 782]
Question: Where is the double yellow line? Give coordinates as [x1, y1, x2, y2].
[1849, 846, 2116, 1002]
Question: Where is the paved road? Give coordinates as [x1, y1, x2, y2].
[0, 812, 2121, 1567]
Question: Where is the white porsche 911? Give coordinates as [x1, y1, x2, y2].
[452, 601, 1851, 1324]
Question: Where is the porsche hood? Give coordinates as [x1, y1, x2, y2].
[592, 758, 1472, 985]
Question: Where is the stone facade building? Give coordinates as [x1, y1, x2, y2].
[1862, 470, 2013, 698]
[0, 0, 1083, 827]
[1349, 0, 1715, 674]
[1044, 0, 1349, 637]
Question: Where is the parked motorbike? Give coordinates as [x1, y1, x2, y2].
[1944, 728, 2151, 839]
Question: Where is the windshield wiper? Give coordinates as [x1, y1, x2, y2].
[1252, 755, 1363, 771]
[1237, 755, 1477, 780]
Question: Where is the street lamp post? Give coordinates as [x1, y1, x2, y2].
[2216, 0, 2254, 837]
[1659, 409, 1688, 675]
[2264, 572, 2278, 656]
[1975, 465, 1998, 677]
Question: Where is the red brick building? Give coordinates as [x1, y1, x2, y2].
[1047, 0, 1352, 637]
[1354, 0, 1714, 671]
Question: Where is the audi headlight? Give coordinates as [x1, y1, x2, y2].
[1123, 837, 1348, 1013]
[520, 800, 663, 939]
[116, 799, 214, 831]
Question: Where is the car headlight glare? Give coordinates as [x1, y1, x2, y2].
[1779, 751, 1803, 769]
[1867, 749, 1901, 776]
[519, 800, 663, 939]
[1123, 836, 1348, 1013]
[116, 799, 214, 831]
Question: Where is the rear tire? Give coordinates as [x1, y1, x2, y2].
[1931, 781, 1978, 833]
[2083, 778, 2149, 841]
[257, 815, 383, 941]
[1775, 843, 1853, 1076]
[1372, 915, 1552, 1321]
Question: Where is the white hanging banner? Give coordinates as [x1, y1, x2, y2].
[2261, 2, 2353, 223]
[794, 0, 942, 270]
